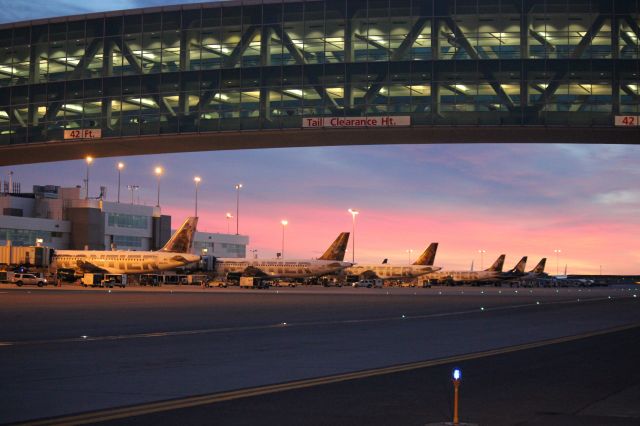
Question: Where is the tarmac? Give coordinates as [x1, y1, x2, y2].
[0, 285, 638, 424]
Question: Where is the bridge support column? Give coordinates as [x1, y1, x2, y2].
[102, 39, 113, 77]
[28, 44, 41, 84]
[430, 17, 440, 122]
[179, 31, 191, 117]
[260, 26, 273, 124]
[102, 40, 114, 130]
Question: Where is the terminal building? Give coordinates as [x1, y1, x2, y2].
[0, 0, 638, 166]
[0, 182, 248, 260]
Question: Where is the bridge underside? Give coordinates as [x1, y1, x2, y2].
[0, 126, 637, 166]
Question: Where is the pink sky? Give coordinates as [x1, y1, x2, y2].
[4, 143, 640, 275]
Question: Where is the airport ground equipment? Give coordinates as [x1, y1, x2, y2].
[81, 273, 104, 287]
[239, 277, 269, 289]
[12, 272, 47, 287]
[352, 279, 383, 288]
[206, 279, 227, 288]
[102, 274, 127, 288]
[185, 275, 208, 285]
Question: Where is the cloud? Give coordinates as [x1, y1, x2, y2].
[594, 190, 640, 205]
[0, 0, 215, 23]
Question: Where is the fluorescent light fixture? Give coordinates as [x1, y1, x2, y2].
[132, 50, 158, 60]
[213, 93, 229, 101]
[62, 104, 84, 112]
[284, 89, 304, 97]
[453, 84, 469, 92]
[127, 98, 157, 107]
[205, 44, 232, 54]
[0, 65, 16, 74]
[627, 84, 639, 92]
[369, 35, 387, 45]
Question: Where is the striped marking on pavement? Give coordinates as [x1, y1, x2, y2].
[0, 295, 625, 348]
[17, 322, 640, 426]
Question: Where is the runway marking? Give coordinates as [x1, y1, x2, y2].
[0, 295, 631, 348]
[18, 322, 640, 426]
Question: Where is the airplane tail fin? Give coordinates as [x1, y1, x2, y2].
[487, 254, 505, 272]
[413, 243, 438, 266]
[512, 256, 528, 274]
[530, 258, 546, 274]
[382, 258, 388, 264]
[318, 232, 350, 261]
[160, 217, 198, 253]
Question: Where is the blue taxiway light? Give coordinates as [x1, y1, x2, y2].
[453, 369, 461, 380]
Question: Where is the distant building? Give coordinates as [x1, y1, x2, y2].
[0, 184, 248, 259]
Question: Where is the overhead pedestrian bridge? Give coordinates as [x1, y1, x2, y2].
[0, 0, 638, 165]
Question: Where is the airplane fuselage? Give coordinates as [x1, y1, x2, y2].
[345, 264, 441, 280]
[423, 270, 502, 283]
[215, 258, 352, 279]
[54, 250, 201, 275]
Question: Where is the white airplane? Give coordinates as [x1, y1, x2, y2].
[53, 217, 201, 275]
[424, 254, 506, 284]
[214, 232, 352, 279]
[344, 243, 441, 281]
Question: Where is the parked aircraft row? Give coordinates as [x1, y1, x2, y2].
[51, 216, 549, 286]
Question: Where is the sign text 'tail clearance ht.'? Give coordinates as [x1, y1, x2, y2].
[303, 116, 411, 128]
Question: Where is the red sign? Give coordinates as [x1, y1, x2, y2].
[614, 116, 640, 127]
[303, 116, 410, 128]
[64, 129, 102, 140]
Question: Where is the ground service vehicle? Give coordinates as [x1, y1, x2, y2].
[102, 274, 127, 288]
[186, 275, 208, 285]
[207, 279, 228, 288]
[240, 277, 269, 289]
[13, 273, 47, 287]
[353, 279, 383, 288]
[81, 273, 104, 287]
[139, 274, 161, 286]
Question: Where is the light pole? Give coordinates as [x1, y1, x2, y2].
[406, 249, 414, 264]
[226, 212, 233, 234]
[193, 176, 201, 217]
[478, 249, 486, 270]
[554, 249, 562, 275]
[281, 220, 288, 259]
[348, 208, 359, 263]
[127, 185, 139, 204]
[235, 183, 243, 235]
[117, 162, 124, 203]
[85, 156, 93, 199]
[155, 167, 163, 207]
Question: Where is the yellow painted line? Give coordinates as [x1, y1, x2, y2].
[18, 322, 640, 426]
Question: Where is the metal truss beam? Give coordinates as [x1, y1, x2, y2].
[43, 38, 103, 122]
[529, 29, 556, 51]
[534, 14, 607, 111]
[360, 17, 429, 109]
[621, 85, 640, 102]
[223, 26, 260, 68]
[114, 38, 144, 75]
[441, 17, 516, 111]
[623, 16, 640, 42]
[354, 33, 391, 53]
[271, 25, 340, 113]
